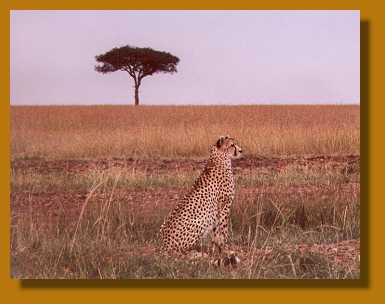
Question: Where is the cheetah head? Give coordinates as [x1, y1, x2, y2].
[215, 135, 243, 159]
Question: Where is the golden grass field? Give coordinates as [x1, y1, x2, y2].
[11, 105, 359, 159]
[10, 105, 360, 279]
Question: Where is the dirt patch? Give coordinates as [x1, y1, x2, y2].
[12, 154, 360, 174]
[11, 188, 182, 219]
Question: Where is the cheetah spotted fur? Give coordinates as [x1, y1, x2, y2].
[159, 136, 243, 264]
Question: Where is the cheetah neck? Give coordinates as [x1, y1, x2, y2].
[208, 150, 233, 171]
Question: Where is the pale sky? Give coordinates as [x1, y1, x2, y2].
[10, 10, 360, 105]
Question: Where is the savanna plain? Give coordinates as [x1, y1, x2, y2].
[10, 105, 360, 279]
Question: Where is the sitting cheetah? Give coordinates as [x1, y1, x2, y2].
[159, 136, 243, 264]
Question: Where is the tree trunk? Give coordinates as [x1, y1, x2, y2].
[134, 85, 139, 106]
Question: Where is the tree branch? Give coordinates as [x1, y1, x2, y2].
[124, 67, 135, 79]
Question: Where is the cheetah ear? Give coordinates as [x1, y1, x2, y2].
[216, 136, 226, 148]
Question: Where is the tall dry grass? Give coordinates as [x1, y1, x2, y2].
[11, 105, 360, 159]
[10, 105, 360, 279]
[11, 162, 360, 279]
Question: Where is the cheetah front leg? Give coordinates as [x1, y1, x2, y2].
[212, 206, 243, 268]
[211, 201, 232, 255]
[210, 203, 240, 266]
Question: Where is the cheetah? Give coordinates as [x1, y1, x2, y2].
[159, 135, 243, 264]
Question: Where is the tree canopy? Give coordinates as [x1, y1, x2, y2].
[95, 46, 179, 105]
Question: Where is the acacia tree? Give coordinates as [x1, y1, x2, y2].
[95, 45, 179, 106]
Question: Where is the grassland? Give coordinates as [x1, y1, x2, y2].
[11, 105, 359, 159]
[10, 105, 360, 279]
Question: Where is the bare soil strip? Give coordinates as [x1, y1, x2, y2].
[12, 154, 359, 174]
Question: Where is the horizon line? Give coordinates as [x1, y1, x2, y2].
[10, 103, 361, 107]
